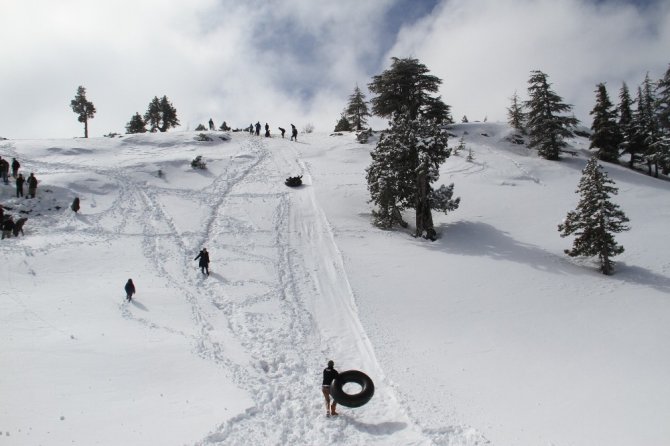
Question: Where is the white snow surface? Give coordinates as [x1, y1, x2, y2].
[1, 124, 669, 446]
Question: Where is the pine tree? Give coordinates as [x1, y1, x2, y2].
[656, 64, 670, 173]
[558, 157, 630, 275]
[70, 86, 96, 138]
[422, 96, 453, 124]
[344, 86, 370, 131]
[334, 113, 352, 132]
[125, 112, 147, 134]
[589, 83, 621, 162]
[368, 57, 447, 121]
[634, 76, 661, 176]
[366, 109, 459, 240]
[144, 95, 180, 133]
[657, 64, 670, 134]
[507, 90, 525, 134]
[524, 70, 578, 160]
[618, 82, 639, 168]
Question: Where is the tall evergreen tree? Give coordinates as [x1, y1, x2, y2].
[558, 157, 630, 275]
[589, 83, 621, 162]
[618, 82, 639, 168]
[125, 112, 147, 134]
[656, 64, 670, 173]
[70, 86, 96, 138]
[524, 70, 578, 160]
[345, 86, 371, 131]
[144, 96, 180, 132]
[634, 77, 661, 176]
[507, 90, 525, 134]
[368, 57, 447, 121]
[657, 64, 670, 134]
[366, 109, 459, 240]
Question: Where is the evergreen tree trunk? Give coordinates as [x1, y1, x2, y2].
[84, 118, 89, 138]
[600, 249, 612, 275]
[414, 170, 436, 240]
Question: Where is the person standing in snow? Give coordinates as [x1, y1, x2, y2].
[322, 360, 339, 416]
[0, 157, 9, 184]
[194, 248, 210, 276]
[264, 123, 270, 137]
[290, 124, 298, 142]
[11, 158, 20, 178]
[125, 278, 136, 302]
[279, 127, 286, 138]
[27, 173, 38, 199]
[255, 122, 261, 136]
[15, 173, 24, 198]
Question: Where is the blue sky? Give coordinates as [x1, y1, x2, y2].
[0, 0, 668, 139]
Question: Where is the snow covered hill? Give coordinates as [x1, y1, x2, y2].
[1, 124, 668, 446]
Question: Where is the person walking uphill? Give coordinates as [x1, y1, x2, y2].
[125, 279, 136, 302]
[16, 173, 24, 198]
[27, 173, 38, 198]
[11, 158, 20, 178]
[322, 360, 339, 417]
[290, 124, 298, 142]
[194, 248, 210, 276]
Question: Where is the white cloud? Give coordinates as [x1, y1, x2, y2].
[1, 0, 667, 139]
[0, 0, 394, 138]
[386, 0, 670, 124]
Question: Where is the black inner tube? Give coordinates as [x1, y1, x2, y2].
[330, 370, 375, 408]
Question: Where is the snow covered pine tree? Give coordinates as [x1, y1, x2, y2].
[558, 157, 630, 275]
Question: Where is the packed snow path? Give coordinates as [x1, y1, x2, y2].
[79, 133, 479, 445]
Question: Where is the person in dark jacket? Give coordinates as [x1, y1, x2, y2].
[125, 278, 136, 302]
[2, 216, 14, 239]
[194, 248, 210, 276]
[11, 158, 20, 178]
[208, 118, 214, 130]
[16, 173, 24, 198]
[0, 157, 8, 184]
[290, 124, 298, 141]
[255, 122, 261, 136]
[322, 360, 339, 416]
[264, 123, 270, 137]
[279, 127, 286, 138]
[27, 173, 38, 199]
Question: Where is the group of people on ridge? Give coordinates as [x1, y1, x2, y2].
[249, 122, 298, 141]
[0, 156, 37, 240]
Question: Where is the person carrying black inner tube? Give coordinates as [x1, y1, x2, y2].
[322, 360, 339, 416]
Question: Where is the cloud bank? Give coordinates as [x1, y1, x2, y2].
[0, 0, 667, 139]
[387, 0, 670, 124]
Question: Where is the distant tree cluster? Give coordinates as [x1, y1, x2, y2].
[334, 86, 371, 132]
[365, 57, 459, 240]
[509, 64, 670, 175]
[124, 96, 179, 134]
[69, 87, 182, 137]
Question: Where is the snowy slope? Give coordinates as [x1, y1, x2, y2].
[1, 124, 669, 446]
